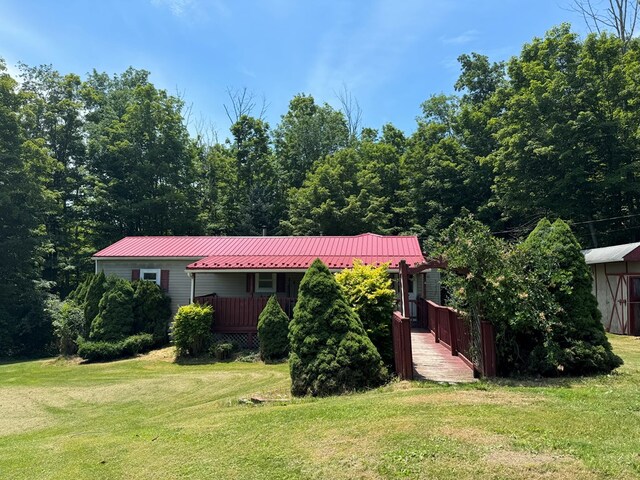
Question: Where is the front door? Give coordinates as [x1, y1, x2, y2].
[629, 277, 640, 336]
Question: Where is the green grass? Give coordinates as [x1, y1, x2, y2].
[1, 335, 639, 479]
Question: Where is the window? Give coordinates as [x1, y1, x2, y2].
[256, 272, 276, 293]
[140, 268, 161, 286]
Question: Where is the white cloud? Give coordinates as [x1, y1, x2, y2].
[440, 29, 480, 45]
[305, 0, 453, 104]
[441, 57, 461, 72]
[151, 0, 230, 19]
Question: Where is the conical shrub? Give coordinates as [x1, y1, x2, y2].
[289, 258, 388, 396]
[521, 218, 622, 374]
[258, 295, 290, 361]
[83, 271, 107, 334]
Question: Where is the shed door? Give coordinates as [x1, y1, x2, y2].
[607, 274, 630, 335]
[629, 277, 640, 336]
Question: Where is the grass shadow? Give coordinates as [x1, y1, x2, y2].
[475, 371, 620, 389]
[174, 356, 228, 366]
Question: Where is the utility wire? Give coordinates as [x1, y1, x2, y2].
[492, 212, 640, 235]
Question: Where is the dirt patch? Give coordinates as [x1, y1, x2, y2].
[437, 425, 507, 447]
[484, 449, 597, 479]
[388, 380, 414, 391]
[0, 390, 54, 436]
[402, 389, 541, 407]
[486, 450, 558, 467]
[41, 356, 83, 366]
[137, 347, 176, 362]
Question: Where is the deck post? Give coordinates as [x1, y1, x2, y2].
[399, 260, 410, 319]
[189, 272, 196, 304]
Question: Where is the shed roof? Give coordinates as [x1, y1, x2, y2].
[583, 242, 640, 265]
[94, 233, 426, 270]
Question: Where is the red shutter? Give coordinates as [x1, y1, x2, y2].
[246, 273, 255, 294]
[276, 273, 286, 293]
[160, 270, 169, 292]
[132, 269, 140, 281]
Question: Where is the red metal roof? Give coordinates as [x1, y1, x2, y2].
[94, 234, 425, 270]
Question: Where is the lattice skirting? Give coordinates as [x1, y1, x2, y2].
[212, 332, 258, 349]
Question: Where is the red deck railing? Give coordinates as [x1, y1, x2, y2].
[392, 311, 413, 380]
[424, 299, 496, 377]
[194, 295, 295, 333]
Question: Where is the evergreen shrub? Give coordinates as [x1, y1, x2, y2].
[520, 218, 622, 375]
[77, 333, 154, 362]
[171, 304, 213, 357]
[289, 259, 388, 396]
[89, 278, 135, 342]
[66, 275, 93, 305]
[257, 295, 290, 361]
[132, 280, 172, 344]
[210, 342, 235, 360]
[83, 271, 107, 333]
[120, 333, 155, 356]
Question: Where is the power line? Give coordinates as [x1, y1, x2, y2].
[492, 212, 640, 235]
[570, 213, 640, 225]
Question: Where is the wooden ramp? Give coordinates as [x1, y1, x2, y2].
[411, 329, 476, 383]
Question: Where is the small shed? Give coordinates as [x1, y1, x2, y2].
[583, 242, 640, 336]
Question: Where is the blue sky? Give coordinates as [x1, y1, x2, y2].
[0, 0, 587, 137]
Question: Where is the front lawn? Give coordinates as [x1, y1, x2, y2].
[1, 335, 638, 479]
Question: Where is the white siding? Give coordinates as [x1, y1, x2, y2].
[96, 260, 250, 314]
[97, 259, 193, 314]
[95, 260, 303, 314]
[193, 272, 248, 299]
[424, 269, 441, 304]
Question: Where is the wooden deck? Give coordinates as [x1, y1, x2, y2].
[411, 328, 476, 383]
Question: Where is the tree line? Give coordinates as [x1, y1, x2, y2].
[1, 24, 639, 355]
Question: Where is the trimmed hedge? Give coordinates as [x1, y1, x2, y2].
[171, 303, 213, 357]
[77, 333, 154, 362]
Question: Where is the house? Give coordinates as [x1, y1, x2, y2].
[583, 242, 640, 336]
[93, 233, 441, 345]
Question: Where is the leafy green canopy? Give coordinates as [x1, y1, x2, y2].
[51, 300, 85, 356]
[257, 296, 290, 361]
[0, 60, 53, 357]
[289, 259, 388, 396]
[335, 260, 396, 366]
[489, 25, 640, 246]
